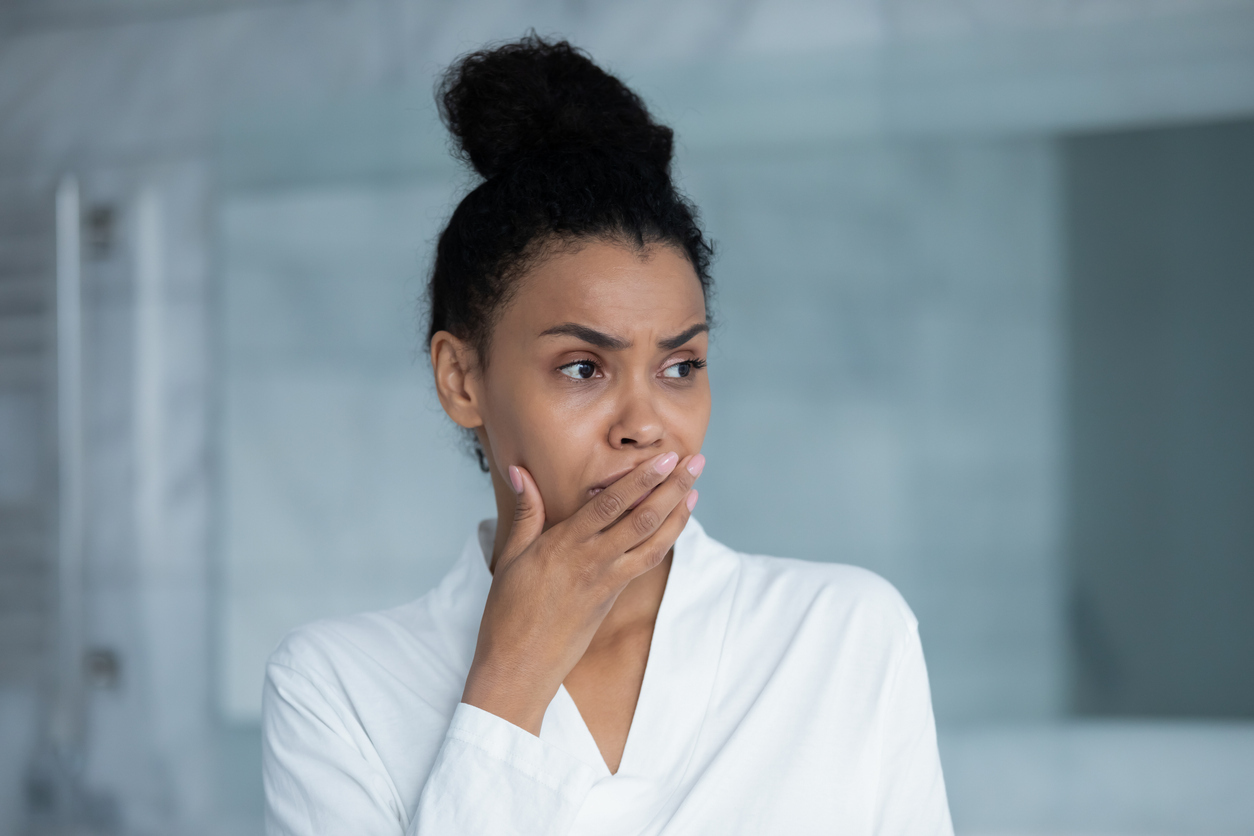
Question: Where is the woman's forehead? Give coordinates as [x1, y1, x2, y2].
[510, 240, 706, 337]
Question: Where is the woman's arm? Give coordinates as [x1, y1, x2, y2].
[871, 622, 954, 836]
[263, 662, 599, 836]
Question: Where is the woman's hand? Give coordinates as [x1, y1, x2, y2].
[461, 451, 703, 735]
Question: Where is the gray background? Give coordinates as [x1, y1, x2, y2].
[1, 1, 1253, 834]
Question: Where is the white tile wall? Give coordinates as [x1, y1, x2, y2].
[217, 183, 501, 719]
[0, 1, 1251, 833]
[681, 138, 1065, 721]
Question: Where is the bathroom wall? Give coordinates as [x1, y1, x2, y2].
[684, 138, 1064, 722]
[1, 1, 1253, 833]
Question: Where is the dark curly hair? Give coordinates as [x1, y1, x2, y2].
[425, 34, 715, 471]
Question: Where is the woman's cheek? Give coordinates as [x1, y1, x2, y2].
[666, 390, 712, 443]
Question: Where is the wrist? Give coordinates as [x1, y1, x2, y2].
[462, 661, 554, 736]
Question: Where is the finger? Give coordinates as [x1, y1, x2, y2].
[497, 465, 545, 571]
[569, 451, 679, 539]
[614, 486, 698, 581]
[600, 453, 704, 554]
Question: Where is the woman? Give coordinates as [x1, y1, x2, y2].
[262, 36, 952, 836]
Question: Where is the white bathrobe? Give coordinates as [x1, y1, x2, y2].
[262, 517, 953, 835]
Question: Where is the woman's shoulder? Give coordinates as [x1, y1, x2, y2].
[698, 529, 918, 637]
[698, 535, 924, 701]
[265, 588, 472, 703]
[266, 538, 488, 695]
[751, 551, 912, 614]
[268, 604, 412, 675]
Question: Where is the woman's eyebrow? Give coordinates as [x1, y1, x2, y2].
[658, 323, 709, 351]
[539, 323, 630, 350]
[539, 321, 709, 351]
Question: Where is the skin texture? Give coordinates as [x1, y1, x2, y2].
[430, 239, 711, 774]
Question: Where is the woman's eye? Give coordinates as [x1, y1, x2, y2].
[559, 361, 598, 380]
[662, 361, 693, 379]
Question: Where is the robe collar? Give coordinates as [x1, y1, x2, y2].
[440, 515, 738, 818]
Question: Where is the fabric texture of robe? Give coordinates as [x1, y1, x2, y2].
[262, 517, 954, 835]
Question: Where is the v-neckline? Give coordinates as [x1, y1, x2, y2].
[557, 565, 674, 779]
[537, 518, 737, 793]
[553, 683, 614, 778]
[468, 516, 739, 801]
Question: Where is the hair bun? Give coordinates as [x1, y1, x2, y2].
[438, 34, 673, 180]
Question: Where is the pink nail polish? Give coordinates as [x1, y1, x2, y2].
[508, 465, 523, 494]
[654, 452, 679, 475]
[686, 489, 699, 512]
[686, 454, 705, 477]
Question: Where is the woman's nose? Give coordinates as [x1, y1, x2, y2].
[608, 388, 664, 449]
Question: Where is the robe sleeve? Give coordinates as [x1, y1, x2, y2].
[262, 661, 599, 836]
[871, 622, 955, 836]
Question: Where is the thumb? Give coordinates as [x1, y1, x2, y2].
[500, 465, 545, 565]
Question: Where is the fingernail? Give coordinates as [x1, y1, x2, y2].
[508, 465, 523, 494]
[654, 452, 679, 475]
[686, 454, 705, 477]
[686, 489, 699, 512]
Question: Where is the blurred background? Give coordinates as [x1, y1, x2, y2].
[1, 1, 1252, 834]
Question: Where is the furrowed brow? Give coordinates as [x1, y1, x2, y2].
[539, 323, 631, 350]
[658, 323, 709, 351]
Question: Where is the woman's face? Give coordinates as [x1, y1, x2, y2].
[456, 239, 710, 527]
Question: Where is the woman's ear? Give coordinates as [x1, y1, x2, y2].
[430, 331, 484, 429]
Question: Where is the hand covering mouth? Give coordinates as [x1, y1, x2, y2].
[587, 465, 660, 510]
